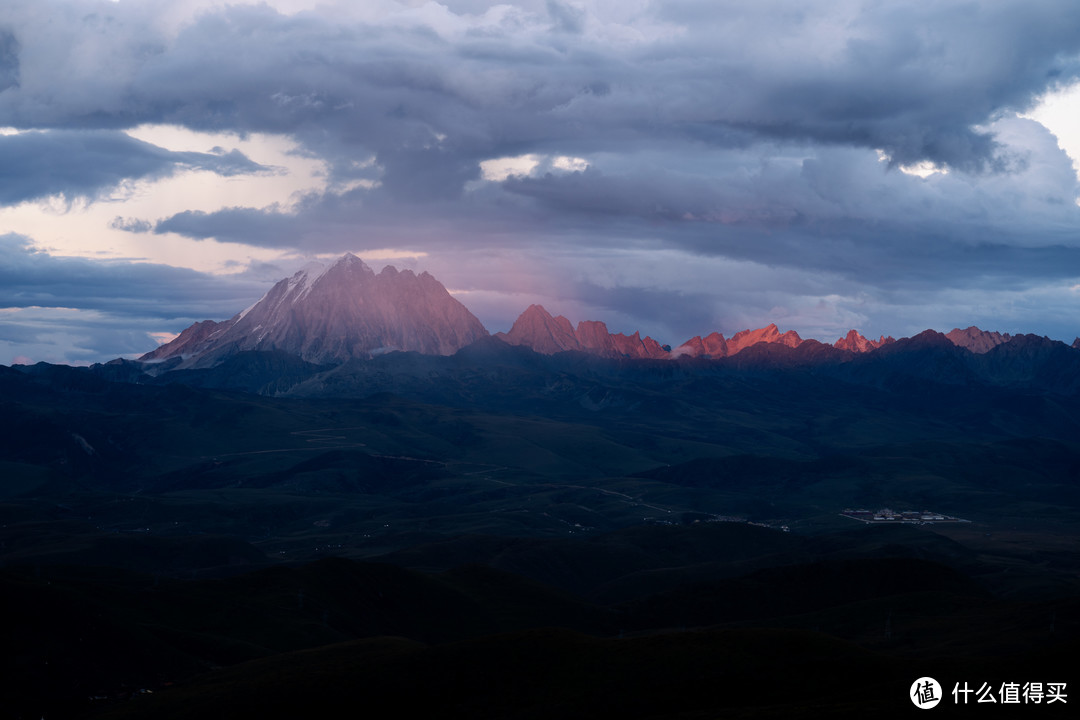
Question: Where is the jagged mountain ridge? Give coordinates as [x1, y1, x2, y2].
[673, 324, 805, 359]
[945, 326, 1012, 353]
[834, 329, 895, 353]
[143, 254, 489, 366]
[142, 254, 1069, 368]
[494, 305, 670, 359]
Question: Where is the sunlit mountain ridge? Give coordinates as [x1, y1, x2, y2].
[140, 254, 1072, 369]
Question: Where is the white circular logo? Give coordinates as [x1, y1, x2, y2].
[910, 677, 942, 709]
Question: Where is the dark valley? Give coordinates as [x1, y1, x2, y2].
[3, 256, 1079, 719]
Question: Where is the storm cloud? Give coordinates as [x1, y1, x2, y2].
[6, 2, 1079, 175]
[1, 1, 1080, 362]
[0, 233, 268, 318]
[0, 130, 271, 205]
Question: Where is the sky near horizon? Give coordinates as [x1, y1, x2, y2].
[2, 0, 1080, 365]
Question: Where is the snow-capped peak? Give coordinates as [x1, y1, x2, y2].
[142, 253, 489, 366]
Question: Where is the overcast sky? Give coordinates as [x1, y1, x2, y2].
[2, 0, 1080, 365]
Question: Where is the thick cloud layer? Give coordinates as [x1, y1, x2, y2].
[0, 130, 270, 205]
[0, 232, 282, 364]
[5, 1, 1076, 168]
[0, 233, 269, 318]
[1, 0, 1080, 362]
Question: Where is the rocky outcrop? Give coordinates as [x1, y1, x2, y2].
[945, 326, 1012, 354]
[671, 332, 729, 358]
[497, 306, 669, 359]
[834, 329, 895, 353]
[726, 324, 804, 355]
[673, 324, 803, 359]
[497, 305, 581, 354]
[142, 319, 231, 362]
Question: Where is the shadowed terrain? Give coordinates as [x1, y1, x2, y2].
[2, 340, 1079, 717]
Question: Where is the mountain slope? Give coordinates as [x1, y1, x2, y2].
[496, 305, 669, 359]
[834, 329, 894, 353]
[946, 326, 1012, 353]
[143, 254, 489, 366]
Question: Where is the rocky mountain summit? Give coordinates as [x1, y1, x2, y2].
[494, 305, 670, 359]
[672, 324, 804, 359]
[143, 254, 488, 366]
[945, 326, 1013, 353]
[833, 329, 895, 353]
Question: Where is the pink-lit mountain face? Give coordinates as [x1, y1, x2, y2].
[672, 324, 804, 359]
[833, 329, 895, 353]
[497, 308, 1035, 362]
[494, 305, 670, 359]
[141, 319, 228, 362]
[143, 254, 1056, 368]
[496, 310, 894, 361]
[945, 326, 1012, 353]
[143, 254, 489, 366]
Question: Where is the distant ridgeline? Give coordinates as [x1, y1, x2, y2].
[137, 254, 1076, 373]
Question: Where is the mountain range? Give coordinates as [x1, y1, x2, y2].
[6, 255, 1080, 720]
[143, 253, 1074, 367]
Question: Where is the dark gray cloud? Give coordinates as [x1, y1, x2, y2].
[0, 26, 18, 92]
[155, 206, 305, 248]
[0, 233, 266, 320]
[377, 145, 482, 201]
[546, 1, 585, 34]
[109, 216, 153, 233]
[2, 1, 1080, 360]
[151, 118, 1080, 293]
[0, 130, 271, 206]
[5, 1, 1078, 186]
[0, 305, 178, 365]
[648, 1, 1080, 166]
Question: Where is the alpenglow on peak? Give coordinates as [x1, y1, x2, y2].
[142, 254, 489, 367]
